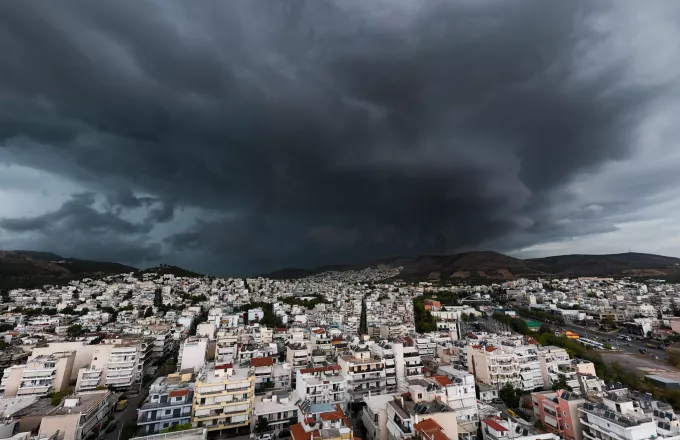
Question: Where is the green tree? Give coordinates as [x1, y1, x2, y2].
[256, 416, 269, 433]
[499, 383, 521, 409]
[144, 306, 154, 318]
[67, 324, 85, 338]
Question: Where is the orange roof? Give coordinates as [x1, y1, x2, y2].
[251, 357, 274, 367]
[432, 431, 449, 440]
[312, 329, 326, 334]
[168, 389, 189, 398]
[433, 375, 453, 387]
[215, 363, 232, 370]
[320, 411, 344, 421]
[527, 338, 539, 345]
[414, 418, 442, 433]
[290, 423, 313, 440]
[485, 346, 497, 352]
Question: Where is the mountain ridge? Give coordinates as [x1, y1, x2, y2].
[263, 251, 680, 280]
[0, 250, 137, 290]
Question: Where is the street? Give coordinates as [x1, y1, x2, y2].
[107, 392, 146, 440]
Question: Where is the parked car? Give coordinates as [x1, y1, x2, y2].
[258, 435, 272, 440]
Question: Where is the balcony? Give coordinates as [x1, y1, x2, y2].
[350, 375, 383, 384]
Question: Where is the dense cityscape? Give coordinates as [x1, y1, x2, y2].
[0, 266, 679, 440]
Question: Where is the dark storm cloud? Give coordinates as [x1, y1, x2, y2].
[0, 0, 676, 274]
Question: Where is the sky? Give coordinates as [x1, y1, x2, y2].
[1, 0, 680, 276]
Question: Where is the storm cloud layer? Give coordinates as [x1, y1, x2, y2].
[1, 0, 680, 275]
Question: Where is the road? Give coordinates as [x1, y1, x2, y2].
[107, 391, 146, 440]
[481, 317, 667, 358]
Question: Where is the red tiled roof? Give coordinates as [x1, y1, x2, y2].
[312, 329, 325, 334]
[414, 418, 441, 433]
[299, 365, 340, 374]
[485, 346, 497, 352]
[320, 411, 344, 421]
[215, 363, 232, 370]
[432, 431, 449, 440]
[472, 345, 483, 349]
[169, 389, 189, 398]
[527, 338, 539, 345]
[483, 419, 508, 432]
[290, 423, 313, 440]
[251, 357, 274, 367]
[433, 375, 453, 387]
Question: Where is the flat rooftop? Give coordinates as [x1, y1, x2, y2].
[49, 392, 110, 416]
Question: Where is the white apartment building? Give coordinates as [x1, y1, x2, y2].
[286, 343, 310, 381]
[1, 351, 75, 397]
[295, 366, 346, 406]
[538, 346, 579, 390]
[435, 366, 480, 440]
[579, 389, 680, 440]
[515, 345, 544, 391]
[252, 390, 299, 434]
[339, 346, 386, 402]
[38, 391, 115, 440]
[371, 342, 398, 393]
[394, 343, 424, 390]
[468, 345, 521, 390]
[178, 338, 208, 373]
[75, 339, 153, 391]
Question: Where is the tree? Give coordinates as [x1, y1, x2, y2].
[144, 307, 154, 318]
[67, 324, 85, 338]
[256, 416, 269, 433]
[499, 383, 521, 409]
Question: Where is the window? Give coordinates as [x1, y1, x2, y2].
[562, 411, 567, 416]
[165, 409, 172, 415]
[565, 424, 569, 429]
[418, 394, 422, 399]
[163, 424, 169, 428]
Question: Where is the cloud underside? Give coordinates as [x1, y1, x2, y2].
[1, 1, 680, 275]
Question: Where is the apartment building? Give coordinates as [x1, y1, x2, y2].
[252, 390, 299, 434]
[291, 404, 353, 440]
[250, 357, 274, 392]
[73, 339, 152, 391]
[1, 351, 75, 397]
[384, 395, 457, 440]
[178, 338, 208, 373]
[272, 362, 292, 391]
[129, 428, 207, 440]
[338, 346, 386, 402]
[37, 391, 115, 440]
[533, 390, 585, 440]
[310, 329, 332, 356]
[363, 394, 398, 440]
[29, 342, 99, 382]
[394, 343, 424, 388]
[414, 339, 437, 358]
[192, 363, 255, 435]
[538, 346, 578, 390]
[480, 417, 559, 440]
[295, 366, 346, 406]
[371, 342, 398, 393]
[433, 366, 479, 440]
[468, 345, 521, 389]
[286, 343, 310, 382]
[579, 389, 680, 440]
[137, 374, 194, 434]
[515, 345, 544, 391]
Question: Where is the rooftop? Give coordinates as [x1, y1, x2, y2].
[129, 428, 206, 440]
[48, 392, 110, 416]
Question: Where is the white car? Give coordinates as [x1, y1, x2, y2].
[259, 435, 272, 440]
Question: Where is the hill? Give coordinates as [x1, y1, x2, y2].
[0, 250, 137, 290]
[264, 251, 680, 280]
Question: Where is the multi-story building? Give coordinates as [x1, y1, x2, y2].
[538, 346, 578, 390]
[292, 404, 354, 440]
[296, 366, 346, 406]
[178, 338, 208, 373]
[363, 394, 398, 440]
[310, 329, 332, 356]
[74, 339, 153, 391]
[286, 343, 310, 382]
[250, 357, 274, 392]
[1, 351, 75, 397]
[37, 391, 115, 440]
[339, 346, 385, 402]
[432, 367, 479, 440]
[481, 417, 559, 440]
[384, 394, 457, 440]
[533, 390, 585, 440]
[252, 390, 299, 434]
[468, 345, 521, 389]
[514, 345, 543, 391]
[579, 389, 680, 440]
[192, 363, 255, 435]
[395, 344, 424, 389]
[371, 342, 398, 393]
[272, 362, 292, 391]
[137, 374, 194, 434]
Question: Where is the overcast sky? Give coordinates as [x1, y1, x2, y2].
[1, 0, 680, 276]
